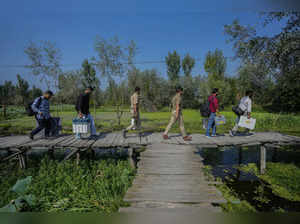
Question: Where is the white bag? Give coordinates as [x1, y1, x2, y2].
[238, 116, 256, 130]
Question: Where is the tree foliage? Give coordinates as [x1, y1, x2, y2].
[182, 54, 195, 77]
[165, 50, 181, 83]
[224, 12, 300, 111]
[16, 74, 30, 105]
[57, 70, 83, 104]
[24, 41, 62, 90]
[81, 59, 99, 89]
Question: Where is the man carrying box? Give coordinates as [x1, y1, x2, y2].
[75, 86, 97, 139]
[230, 90, 254, 137]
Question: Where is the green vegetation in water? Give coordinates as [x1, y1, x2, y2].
[200, 145, 300, 213]
[201, 165, 256, 212]
[239, 162, 300, 202]
[0, 157, 135, 213]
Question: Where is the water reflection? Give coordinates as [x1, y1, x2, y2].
[197, 145, 300, 181]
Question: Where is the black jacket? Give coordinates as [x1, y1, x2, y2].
[75, 93, 90, 115]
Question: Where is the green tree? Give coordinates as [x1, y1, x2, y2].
[58, 70, 83, 104]
[165, 51, 181, 83]
[93, 36, 137, 125]
[81, 59, 99, 89]
[182, 54, 195, 77]
[29, 86, 43, 100]
[24, 41, 62, 91]
[224, 13, 300, 111]
[0, 81, 15, 118]
[16, 74, 30, 105]
[81, 59, 101, 115]
[204, 49, 227, 80]
[204, 49, 232, 107]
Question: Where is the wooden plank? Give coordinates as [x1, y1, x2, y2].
[1, 132, 300, 150]
[23, 135, 71, 148]
[122, 143, 225, 212]
[92, 132, 109, 147]
[112, 132, 124, 147]
[56, 136, 77, 147]
[126, 132, 140, 146]
[0, 136, 33, 149]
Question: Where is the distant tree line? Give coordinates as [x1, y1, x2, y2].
[1, 12, 298, 113]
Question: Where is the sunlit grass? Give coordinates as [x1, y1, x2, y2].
[1, 108, 300, 136]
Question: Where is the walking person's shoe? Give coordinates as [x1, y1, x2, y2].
[205, 135, 211, 138]
[162, 134, 169, 140]
[229, 130, 235, 137]
[183, 135, 192, 141]
[29, 134, 34, 140]
[122, 130, 127, 138]
[211, 134, 217, 137]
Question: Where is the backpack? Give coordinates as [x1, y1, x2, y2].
[232, 105, 245, 116]
[200, 96, 215, 117]
[200, 101, 210, 117]
[26, 97, 42, 116]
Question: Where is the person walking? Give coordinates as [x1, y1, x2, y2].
[229, 90, 253, 137]
[206, 88, 219, 138]
[163, 86, 192, 141]
[75, 86, 97, 139]
[29, 90, 54, 140]
[123, 87, 141, 138]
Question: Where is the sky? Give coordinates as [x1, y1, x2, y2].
[0, 0, 291, 90]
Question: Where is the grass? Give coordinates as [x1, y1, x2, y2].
[1, 106, 300, 136]
[0, 157, 135, 213]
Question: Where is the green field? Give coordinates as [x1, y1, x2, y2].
[1, 106, 300, 136]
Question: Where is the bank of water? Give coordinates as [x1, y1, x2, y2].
[197, 145, 300, 212]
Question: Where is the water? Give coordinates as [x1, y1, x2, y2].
[197, 145, 300, 211]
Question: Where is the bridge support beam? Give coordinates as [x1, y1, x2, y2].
[260, 144, 266, 174]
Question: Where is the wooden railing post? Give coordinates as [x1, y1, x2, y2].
[260, 144, 266, 174]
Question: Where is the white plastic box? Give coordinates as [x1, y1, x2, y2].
[72, 118, 91, 134]
[238, 116, 256, 130]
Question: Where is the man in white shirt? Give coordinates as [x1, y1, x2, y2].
[230, 90, 253, 136]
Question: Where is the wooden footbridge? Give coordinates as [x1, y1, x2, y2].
[1, 132, 300, 213]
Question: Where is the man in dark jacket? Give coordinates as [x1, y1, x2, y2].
[75, 86, 97, 138]
[29, 90, 54, 140]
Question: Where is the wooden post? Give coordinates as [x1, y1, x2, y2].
[76, 151, 80, 166]
[260, 145, 266, 174]
[237, 146, 242, 180]
[48, 147, 55, 160]
[18, 153, 26, 169]
[128, 148, 135, 168]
